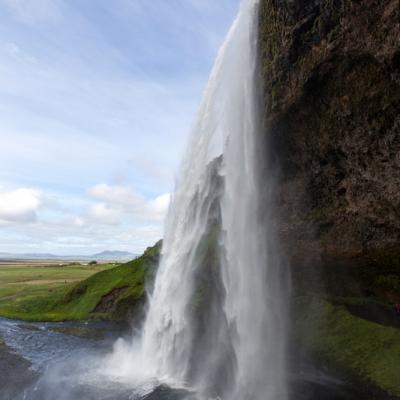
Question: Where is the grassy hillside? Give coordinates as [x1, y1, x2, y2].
[0, 241, 161, 322]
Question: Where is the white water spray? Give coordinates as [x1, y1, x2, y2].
[109, 1, 288, 399]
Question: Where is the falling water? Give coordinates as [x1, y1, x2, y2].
[111, 1, 289, 399]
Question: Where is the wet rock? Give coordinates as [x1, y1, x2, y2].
[0, 337, 38, 400]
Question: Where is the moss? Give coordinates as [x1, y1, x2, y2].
[190, 286, 207, 313]
[304, 203, 341, 223]
[188, 224, 220, 313]
[142, 240, 162, 258]
[295, 296, 400, 397]
[374, 274, 400, 295]
[194, 224, 219, 261]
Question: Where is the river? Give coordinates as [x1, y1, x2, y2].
[0, 317, 364, 400]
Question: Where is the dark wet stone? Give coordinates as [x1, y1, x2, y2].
[0, 339, 38, 400]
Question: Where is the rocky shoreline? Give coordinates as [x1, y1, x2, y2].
[0, 337, 37, 400]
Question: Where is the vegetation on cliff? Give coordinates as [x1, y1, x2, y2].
[0, 241, 161, 322]
[296, 297, 400, 397]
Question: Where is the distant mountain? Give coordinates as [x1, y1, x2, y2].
[91, 250, 136, 260]
[0, 250, 137, 261]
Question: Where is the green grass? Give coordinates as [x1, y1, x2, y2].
[295, 297, 400, 397]
[375, 274, 400, 293]
[0, 242, 161, 322]
[0, 262, 117, 321]
[0, 262, 113, 285]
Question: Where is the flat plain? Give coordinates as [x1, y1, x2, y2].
[0, 261, 117, 320]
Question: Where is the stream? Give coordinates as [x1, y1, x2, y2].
[0, 317, 363, 400]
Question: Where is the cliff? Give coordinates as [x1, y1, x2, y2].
[259, 0, 399, 261]
[258, 0, 400, 396]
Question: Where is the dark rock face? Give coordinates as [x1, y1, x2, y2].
[258, 2, 400, 395]
[258, 0, 400, 261]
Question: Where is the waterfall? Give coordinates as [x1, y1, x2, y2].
[109, 1, 289, 398]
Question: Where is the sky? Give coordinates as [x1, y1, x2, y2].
[0, 0, 240, 255]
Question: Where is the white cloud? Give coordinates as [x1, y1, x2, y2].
[0, 187, 42, 222]
[86, 183, 171, 225]
[147, 193, 171, 220]
[0, 185, 167, 254]
[0, 184, 168, 254]
[88, 184, 145, 211]
[87, 202, 121, 225]
[72, 217, 84, 227]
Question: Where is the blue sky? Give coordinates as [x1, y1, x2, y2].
[0, 0, 240, 255]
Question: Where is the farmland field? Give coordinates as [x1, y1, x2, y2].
[0, 261, 118, 320]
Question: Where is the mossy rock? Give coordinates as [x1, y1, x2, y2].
[294, 296, 400, 398]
